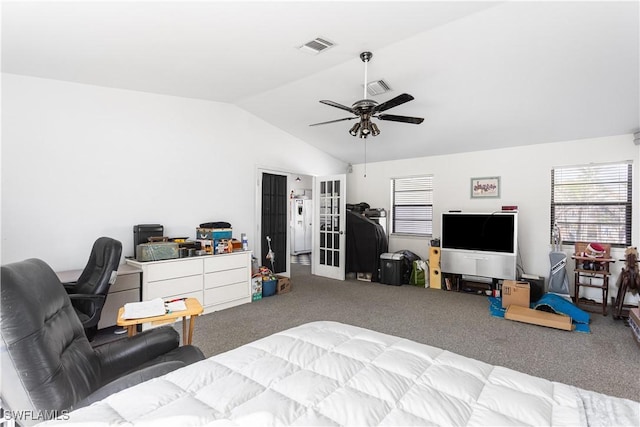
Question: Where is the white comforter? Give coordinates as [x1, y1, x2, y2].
[43, 321, 639, 426]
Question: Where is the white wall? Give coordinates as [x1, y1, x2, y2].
[1, 74, 346, 270]
[347, 134, 639, 302]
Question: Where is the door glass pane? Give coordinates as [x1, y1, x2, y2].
[316, 177, 344, 275]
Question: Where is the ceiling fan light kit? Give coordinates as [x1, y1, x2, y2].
[310, 51, 424, 139]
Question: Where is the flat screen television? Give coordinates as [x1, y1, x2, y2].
[441, 212, 516, 254]
[440, 212, 518, 280]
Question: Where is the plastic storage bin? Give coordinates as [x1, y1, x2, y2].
[262, 279, 277, 297]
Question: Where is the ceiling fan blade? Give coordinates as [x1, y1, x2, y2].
[320, 100, 355, 113]
[376, 114, 424, 124]
[309, 117, 358, 126]
[374, 93, 415, 112]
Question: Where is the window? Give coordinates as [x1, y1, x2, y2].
[391, 175, 433, 235]
[551, 162, 632, 247]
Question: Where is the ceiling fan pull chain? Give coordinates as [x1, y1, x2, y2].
[364, 139, 367, 178]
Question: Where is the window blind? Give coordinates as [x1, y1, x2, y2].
[551, 162, 632, 247]
[392, 176, 433, 235]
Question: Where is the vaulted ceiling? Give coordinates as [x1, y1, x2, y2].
[3, 1, 638, 164]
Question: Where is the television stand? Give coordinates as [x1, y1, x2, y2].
[441, 273, 498, 295]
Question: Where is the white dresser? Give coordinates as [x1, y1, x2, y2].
[125, 251, 252, 315]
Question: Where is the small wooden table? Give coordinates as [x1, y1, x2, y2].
[116, 298, 203, 345]
[572, 243, 615, 316]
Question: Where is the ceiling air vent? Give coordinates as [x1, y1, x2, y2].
[366, 79, 392, 96]
[299, 37, 335, 55]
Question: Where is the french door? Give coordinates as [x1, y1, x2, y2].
[313, 174, 346, 280]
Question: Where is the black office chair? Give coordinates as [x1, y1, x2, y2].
[0, 258, 205, 426]
[62, 236, 122, 340]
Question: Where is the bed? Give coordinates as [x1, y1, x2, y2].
[42, 321, 639, 426]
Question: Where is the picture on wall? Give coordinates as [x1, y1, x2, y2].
[471, 176, 500, 198]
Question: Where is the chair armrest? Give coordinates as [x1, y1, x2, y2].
[67, 293, 106, 303]
[73, 361, 186, 410]
[67, 294, 106, 326]
[62, 282, 78, 293]
[94, 326, 180, 383]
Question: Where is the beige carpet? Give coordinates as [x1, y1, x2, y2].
[182, 263, 638, 401]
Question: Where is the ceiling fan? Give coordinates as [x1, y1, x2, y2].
[310, 51, 424, 138]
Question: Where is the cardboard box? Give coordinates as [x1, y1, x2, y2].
[251, 276, 262, 301]
[276, 275, 291, 294]
[505, 305, 573, 331]
[195, 228, 232, 241]
[357, 272, 372, 282]
[502, 280, 530, 309]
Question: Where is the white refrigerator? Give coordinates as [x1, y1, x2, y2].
[291, 198, 312, 254]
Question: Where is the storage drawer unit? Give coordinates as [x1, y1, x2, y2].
[126, 251, 252, 316]
[204, 252, 251, 310]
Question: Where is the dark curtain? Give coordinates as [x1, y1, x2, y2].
[345, 210, 388, 282]
[261, 173, 287, 273]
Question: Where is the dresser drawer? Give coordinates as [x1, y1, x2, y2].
[145, 275, 202, 300]
[147, 259, 202, 282]
[168, 290, 203, 304]
[204, 268, 247, 289]
[204, 253, 247, 273]
[110, 272, 140, 293]
[204, 282, 249, 306]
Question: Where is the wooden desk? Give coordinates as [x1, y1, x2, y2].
[116, 298, 203, 345]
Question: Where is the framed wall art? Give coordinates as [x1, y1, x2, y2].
[471, 176, 500, 198]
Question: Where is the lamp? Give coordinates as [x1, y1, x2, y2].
[360, 120, 371, 138]
[348, 118, 381, 139]
[295, 176, 301, 182]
